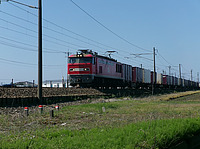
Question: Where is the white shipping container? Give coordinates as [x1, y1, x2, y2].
[142, 69, 151, 83]
[156, 73, 163, 84]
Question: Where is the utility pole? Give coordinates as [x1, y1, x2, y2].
[179, 64, 182, 86]
[38, 0, 42, 102]
[191, 69, 192, 81]
[65, 51, 70, 88]
[197, 72, 199, 83]
[168, 66, 171, 85]
[152, 47, 156, 95]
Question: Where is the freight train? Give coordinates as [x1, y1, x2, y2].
[68, 50, 199, 89]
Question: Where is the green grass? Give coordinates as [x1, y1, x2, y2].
[1, 92, 200, 148]
[1, 118, 200, 149]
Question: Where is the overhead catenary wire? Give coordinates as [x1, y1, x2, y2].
[157, 51, 175, 67]
[70, 0, 151, 52]
[8, 0, 38, 9]
[0, 57, 64, 67]
[0, 36, 65, 53]
[0, 18, 86, 49]
[0, 25, 77, 50]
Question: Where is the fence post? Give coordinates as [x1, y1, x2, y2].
[24, 107, 29, 116]
[39, 105, 43, 114]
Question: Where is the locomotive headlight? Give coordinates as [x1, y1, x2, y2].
[84, 68, 90, 71]
[69, 68, 74, 71]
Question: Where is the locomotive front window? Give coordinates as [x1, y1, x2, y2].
[68, 57, 92, 64]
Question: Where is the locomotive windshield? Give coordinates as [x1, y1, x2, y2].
[68, 57, 93, 64]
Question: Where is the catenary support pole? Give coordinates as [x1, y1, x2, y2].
[152, 47, 156, 95]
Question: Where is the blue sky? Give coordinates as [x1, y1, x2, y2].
[0, 0, 199, 84]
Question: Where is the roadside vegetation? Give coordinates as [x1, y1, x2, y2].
[1, 90, 200, 148]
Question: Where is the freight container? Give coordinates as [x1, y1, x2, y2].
[191, 81, 194, 87]
[156, 73, 163, 84]
[171, 76, 175, 85]
[132, 67, 143, 83]
[168, 76, 173, 85]
[182, 79, 186, 87]
[122, 64, 132, 83]
[174, 77, 178, 86]
[178, 78, 183, 86]
[142, 69, 151, 84]
[163, 75, 169, 85]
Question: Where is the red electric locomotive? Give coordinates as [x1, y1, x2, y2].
[68, 49, 124, 87]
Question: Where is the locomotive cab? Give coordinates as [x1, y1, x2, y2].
[68, 50, 96, 87]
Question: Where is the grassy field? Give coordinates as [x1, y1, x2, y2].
[1, 91, 200, 148]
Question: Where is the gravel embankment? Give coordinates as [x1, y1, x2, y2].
[0, 88, 106, 98]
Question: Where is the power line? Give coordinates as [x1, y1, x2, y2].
[0, 9, 37, 26]
[0, 17, 37, 34]
[0, 56, 64, 67]
[70, 0, 151, 52]
[0, 25, 76, 50]
[0, 36, 64, 53]
[8, 1, 38, 17]
[157, 51, 175, 67]
[0, 18, 84, 49]
[0, 57, 36, 66]
[8, 0, 38, 9]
